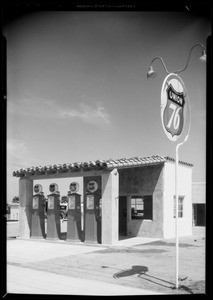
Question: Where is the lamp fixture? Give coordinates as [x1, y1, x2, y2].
[147, 66, 156, 79]
[199, 50, 207, 62]
[147, 43, 207, 79]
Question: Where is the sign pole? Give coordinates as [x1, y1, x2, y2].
[160, 73, 191, 289]
[149, 49, 204, 288]
[175, 143, 179, 289]
[175, 134, 189, 289]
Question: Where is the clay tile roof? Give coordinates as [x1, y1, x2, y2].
[89, 161, 96, 167]
[12, 155, 192, 178]
[164, 156, 193, 167]
[74, 162, 80, 168]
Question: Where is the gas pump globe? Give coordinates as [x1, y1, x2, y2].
[34, 184, 43, 194]
[49, 183, 58, 193]
[70, 182, 79, 194]
[87, 181, 98, 193]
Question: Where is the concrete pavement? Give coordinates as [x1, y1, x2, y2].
[7, 238, 107, 264]
[7, 265, 161, 295]
[5, 225, 206, 295]
[6, 238, 164, 295]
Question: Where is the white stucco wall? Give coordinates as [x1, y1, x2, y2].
[119, 165, 164, 238]
[192, 182, 206, 204]
[102, 169, 119, 245]
[163, 161, 193, 238]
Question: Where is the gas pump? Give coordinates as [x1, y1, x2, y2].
[84, 177, 102, 244]
[66, 182, 81, 242]
[31, 184, 45, 239]
[46, 183, 61, 240]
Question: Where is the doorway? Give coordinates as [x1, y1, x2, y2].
[119, 196, 127, 237]
[193, 204, 205, 226]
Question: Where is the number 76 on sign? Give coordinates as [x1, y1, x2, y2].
[161, 73, 189, 142]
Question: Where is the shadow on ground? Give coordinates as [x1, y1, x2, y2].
[113, 265, 148, 278]
[138, 241, 200, 247]
[97, 248, 168, 254]
[113, 265, 196, 294]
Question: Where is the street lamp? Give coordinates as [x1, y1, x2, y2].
[147, 56, 169, 78]
[147, 43, 206, 290]
[147, 43, 206, 78]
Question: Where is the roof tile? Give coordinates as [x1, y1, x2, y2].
[12, 155, 192, 177]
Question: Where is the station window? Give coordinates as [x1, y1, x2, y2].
[173, 196, 184, 218]
[131, 196, 153, 220]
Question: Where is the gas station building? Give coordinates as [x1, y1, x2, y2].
[13, 155, 193, 245]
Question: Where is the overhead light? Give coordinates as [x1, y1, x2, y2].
[147, 66, 157, 79]
[199, 50, 207, 62]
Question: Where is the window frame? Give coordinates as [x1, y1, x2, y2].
[131, 195, 153, 220]
[173, 195, 184, 218]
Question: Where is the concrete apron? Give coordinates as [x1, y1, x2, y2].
[7, 238, 107, 264]
[7, 237, 161, 274]
[7, 238, 164, 295]
[7, 219, 160, 247]
[7, 265, 163, 295]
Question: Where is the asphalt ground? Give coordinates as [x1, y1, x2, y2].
[6, 224, 205, 296]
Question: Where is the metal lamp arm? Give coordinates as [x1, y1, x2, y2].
[174, 43, 205, 74]
[150, 44, 205, 76]
[150, 56, 170, 74]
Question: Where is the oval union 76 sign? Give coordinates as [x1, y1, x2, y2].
[161, 73, 189, 142]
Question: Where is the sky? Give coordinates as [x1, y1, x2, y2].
[4, 11, 211, 202]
